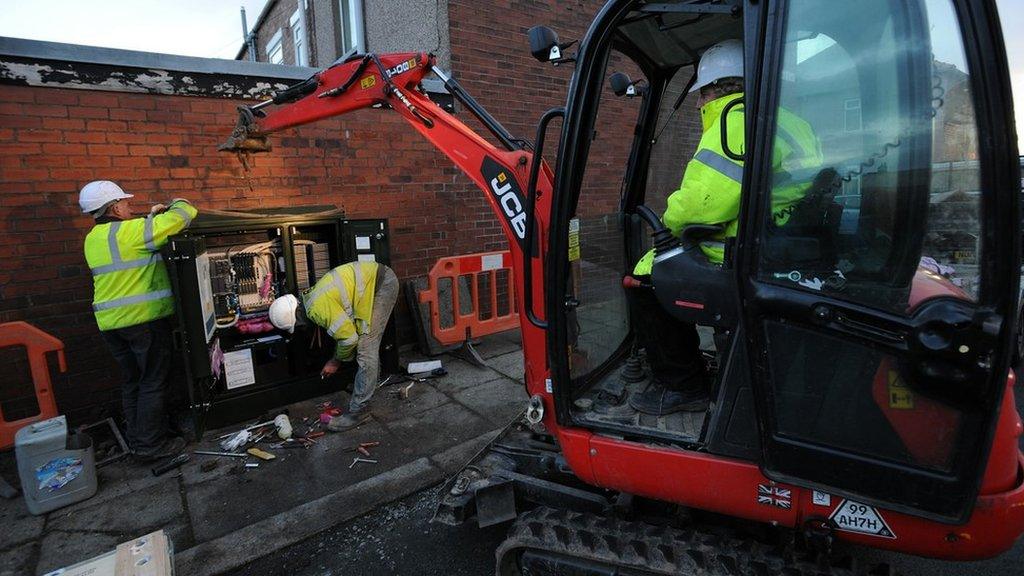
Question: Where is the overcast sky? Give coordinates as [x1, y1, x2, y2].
[0, 0, 270, 60]
[0, 0, 1022, 145]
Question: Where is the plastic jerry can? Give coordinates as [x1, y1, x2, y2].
[15, 415, 98, 515]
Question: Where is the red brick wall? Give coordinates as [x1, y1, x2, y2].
[0, 0, 703, 424]
[0, 85, 499, 422]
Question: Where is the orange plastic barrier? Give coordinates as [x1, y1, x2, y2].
[0, 321, 65, 450]
[418, 251, 518, 364]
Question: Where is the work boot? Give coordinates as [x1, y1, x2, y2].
[628, 383, 708, 416]
[134, 436, 187, 464]
[327, 410, 371, 432]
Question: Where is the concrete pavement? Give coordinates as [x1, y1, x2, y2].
[0, 329, 527, 576]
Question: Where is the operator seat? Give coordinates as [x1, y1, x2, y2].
[637, 168, 845, 329]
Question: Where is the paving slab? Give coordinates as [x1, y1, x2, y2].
[186, 418, 409, 542]
[452, 377, 529, 427]
[487, 350, 525, 383]
[380, 402, 495, 458]
[430, 357, 506, 393]
[0, 542, 35, 576]
[176, 457, 445, 576]
[47, 479, 185, 536]
[0, 495, 45, 549]
[51, 464, 179, 519]
[470, 331, 523, 360]
[370, 381, 452, 420]
[36, 531, 122, 575]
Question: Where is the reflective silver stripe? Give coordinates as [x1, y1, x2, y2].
[91, 253, 163, 275]
[701, 240, 727, 250]
[694, 149, 743, 183]
[169, 206, 194, 225]
[353, 263, 364, 295]
[144, 216, 157, 251]
[328, 315, 349, 337]
[331, 269, 355, 319]
[107, 221, 122, 263]
[93, 289, 172, 311]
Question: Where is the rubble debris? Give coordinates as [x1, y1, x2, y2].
[220, 430, 251, 452]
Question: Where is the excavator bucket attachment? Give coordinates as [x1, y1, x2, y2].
[218, 106, 272, 153]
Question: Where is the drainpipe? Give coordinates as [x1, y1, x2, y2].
[351, 0, 366, 53]
[241, 6, 257, 62]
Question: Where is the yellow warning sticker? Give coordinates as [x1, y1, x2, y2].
[887, 370, 913, 409]
[360, 75, 376, 89]
[568, 217, 580, 261]
[497, 172, 507, 183]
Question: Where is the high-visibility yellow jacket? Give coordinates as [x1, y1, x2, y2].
[634, 92, 822, 274]
[84, 200, 197, 331]
[303, 261, 380, 362]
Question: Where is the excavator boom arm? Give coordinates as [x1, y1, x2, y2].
[220, 51, 552, 375]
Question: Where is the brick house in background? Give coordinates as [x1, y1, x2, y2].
[236, 0, 452, 70]
[0, 0, 702, 425]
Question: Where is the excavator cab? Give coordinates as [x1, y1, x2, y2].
[543, 0, 1020, 528]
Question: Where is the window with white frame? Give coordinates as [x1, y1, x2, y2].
[338, 0, 365, 55]
[290, 3, 308, 66]
[843, 98, 862, 132]
[266, 29, 284, 64]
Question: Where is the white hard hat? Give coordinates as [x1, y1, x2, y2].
[690, 39, 744, 93]
[268, 294, 299, 333]
[79, 180, 133, 214]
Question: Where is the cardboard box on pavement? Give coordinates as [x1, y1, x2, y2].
[42, 530, 173, 576]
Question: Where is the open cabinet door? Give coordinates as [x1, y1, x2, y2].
[737, 0, 1019, 523]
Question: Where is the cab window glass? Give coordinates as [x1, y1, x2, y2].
[762, 0, 982, 471]
[568, 51, 645, 381]
[759, 0, 981, 313]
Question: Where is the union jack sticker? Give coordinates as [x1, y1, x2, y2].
[757, 484, 792, 509]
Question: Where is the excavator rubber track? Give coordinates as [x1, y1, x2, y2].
[496, 507, 898, 576]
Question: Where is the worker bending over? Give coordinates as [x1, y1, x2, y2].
[628, 39, 821, 415]
[80, 180, 197, 461]
[268, 261, 399, 432]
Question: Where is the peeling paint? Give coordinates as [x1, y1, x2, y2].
[0, 56, 296, 100]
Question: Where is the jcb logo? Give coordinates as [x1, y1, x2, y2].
[482, 157, 528, 248]
[385, 58, 418, 78]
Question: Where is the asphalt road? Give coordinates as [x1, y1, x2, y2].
[226, 484, 506, 576]
[229, 386, 1024, 576]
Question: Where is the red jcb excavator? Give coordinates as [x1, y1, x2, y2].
[220, 0, 1023, 573]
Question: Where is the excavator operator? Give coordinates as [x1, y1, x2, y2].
[626, 39, 823, 416]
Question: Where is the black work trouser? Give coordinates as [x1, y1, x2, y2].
[100, 318, 173, 455]
[629, 280, 707, 393]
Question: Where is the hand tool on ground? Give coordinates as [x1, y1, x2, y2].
[151, 453, 190, 476]
[247, 447, 276, 461]
[342, 441, 380, 455]
[194, 451, 248, 458]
